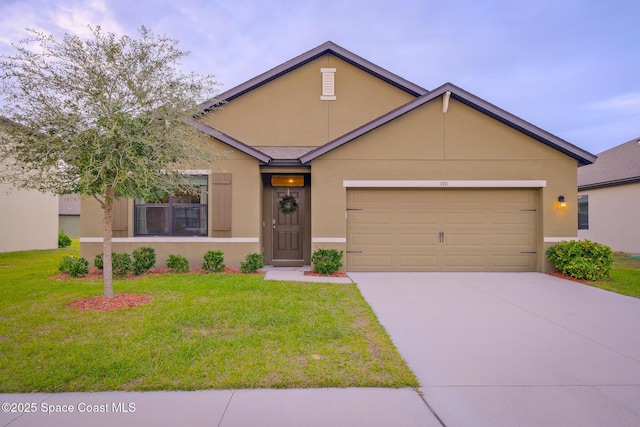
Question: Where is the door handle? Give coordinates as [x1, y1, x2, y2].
[439, 231, 444, 243]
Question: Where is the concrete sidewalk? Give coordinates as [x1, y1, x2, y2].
[0, 388, 441, 427]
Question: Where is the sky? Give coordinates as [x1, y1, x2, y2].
[0, 0, 638, 155]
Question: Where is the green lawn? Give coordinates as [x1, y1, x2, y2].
[0, 242, 417, 392]
[583, 252, 640, 298]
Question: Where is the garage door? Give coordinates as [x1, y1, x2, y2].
[346, 188, 538, 271]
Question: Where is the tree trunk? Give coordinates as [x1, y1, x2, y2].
[102, 188, 115, 299]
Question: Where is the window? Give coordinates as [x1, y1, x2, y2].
[135, 175, 208, 236]
[578, 195, 588, 230]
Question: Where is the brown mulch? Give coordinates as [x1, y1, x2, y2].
[304, 271, 348, 277]
[54, 267, 264, 280]
[546, 270, 595, 284]
[67, 293, 153, 312]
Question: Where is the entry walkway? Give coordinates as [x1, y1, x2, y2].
[353, 272, 640, 426]
[262, 265, 353, 284]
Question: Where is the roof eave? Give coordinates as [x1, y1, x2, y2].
[183, 118, 272, 164]
[441, 83, 597, 166]
[578, 176, 640, 191]
[301, 83, 597, 166]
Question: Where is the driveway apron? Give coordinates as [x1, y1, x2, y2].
[351, 272, 640, 427]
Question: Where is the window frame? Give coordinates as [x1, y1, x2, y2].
[577, 194, 589, 230]
[134, 175, 209, 236]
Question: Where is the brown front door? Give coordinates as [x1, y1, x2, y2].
[273, 187, 304, 261]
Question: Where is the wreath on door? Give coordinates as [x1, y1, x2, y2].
[279, 194, 298, 214]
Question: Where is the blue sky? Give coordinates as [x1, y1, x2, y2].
[1, 0, 638, 154]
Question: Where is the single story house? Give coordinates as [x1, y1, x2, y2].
[80, 41, 596, 272]
[578, 138, 640, 253]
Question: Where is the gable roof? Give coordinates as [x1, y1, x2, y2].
[198, 41, 428, 111]
[578, 137, 640, 190]
[188, 43, 595, 168]
[300, 83, 597, 166]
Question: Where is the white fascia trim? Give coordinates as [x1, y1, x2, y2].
[81, 237, 259, 243]
[312, 237, 347, 243]
[343, 180, 547, 188]
[544, 237, 579, 243]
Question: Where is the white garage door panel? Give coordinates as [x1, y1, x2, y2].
[347, 189, 538, 272]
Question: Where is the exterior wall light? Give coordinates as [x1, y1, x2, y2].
[558, 195, 567, 209]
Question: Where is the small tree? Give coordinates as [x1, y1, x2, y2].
[0, 26, 220, 298]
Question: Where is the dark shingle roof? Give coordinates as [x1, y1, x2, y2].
[187, 43, 595, 168]
[578, 137, 640, 190]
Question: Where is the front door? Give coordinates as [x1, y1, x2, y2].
[273, 187, 304, 261]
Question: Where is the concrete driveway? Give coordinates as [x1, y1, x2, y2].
[351, 272, 640, 427]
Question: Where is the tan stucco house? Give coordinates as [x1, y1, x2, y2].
[80, 42, 596, 272]
[578, 138, 640, 253]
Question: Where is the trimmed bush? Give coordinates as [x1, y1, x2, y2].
[58, 255, 89, 277]
[133, 247, 156, 275]
[202, 250, 225, 273]
[58, 231, 71, 248]
[240, 253, 264, 274]
[546, 239, 614, 281]
[95, 252, 135, 277]
[113, 252, 133, 277]
[311, 249, 344, 275]
[167, 254, 189, 273]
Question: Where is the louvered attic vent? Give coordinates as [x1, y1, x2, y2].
[321, 68, 336, 100]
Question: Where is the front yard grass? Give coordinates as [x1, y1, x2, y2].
[583, 252, 640, 298]
[0, 243, 417, 392]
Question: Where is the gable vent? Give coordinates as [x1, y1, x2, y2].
[321, 68, 336, 100]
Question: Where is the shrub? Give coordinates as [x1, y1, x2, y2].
[202, 250, 225, 272]
[546, 239, 614, 281]
[311, 249, 344, 275]
[167, 254, 189, 273]
[240, 253, 264, 274]
[113, 252, 133, 278]
[58, 255, 89, 277]
[94, 252, 135, 277]
[58, 231, 72, 248]
[132, 247, 156, 275]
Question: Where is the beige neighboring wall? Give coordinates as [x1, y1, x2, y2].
[0, 183, 58, 252]
[311, 97, 579, 272]
[578, 182, 640, 253]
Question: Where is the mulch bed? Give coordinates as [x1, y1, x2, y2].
[67, 293, 153, 312]
[54, 267, 264, 280]
[304, 271, 348, 277]
[546, 270, 595, 284]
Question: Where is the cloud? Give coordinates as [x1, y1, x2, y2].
[591, 93, 640, 113]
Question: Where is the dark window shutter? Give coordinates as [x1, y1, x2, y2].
[112, 198, 128, 237]
[212, 173, 232, 231]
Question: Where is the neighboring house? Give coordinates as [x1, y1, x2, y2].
[59, 194, 81, 237]
[0, 119, 58, 253]
[578, 138, 640, 253]
[80, 41, 596, 272]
